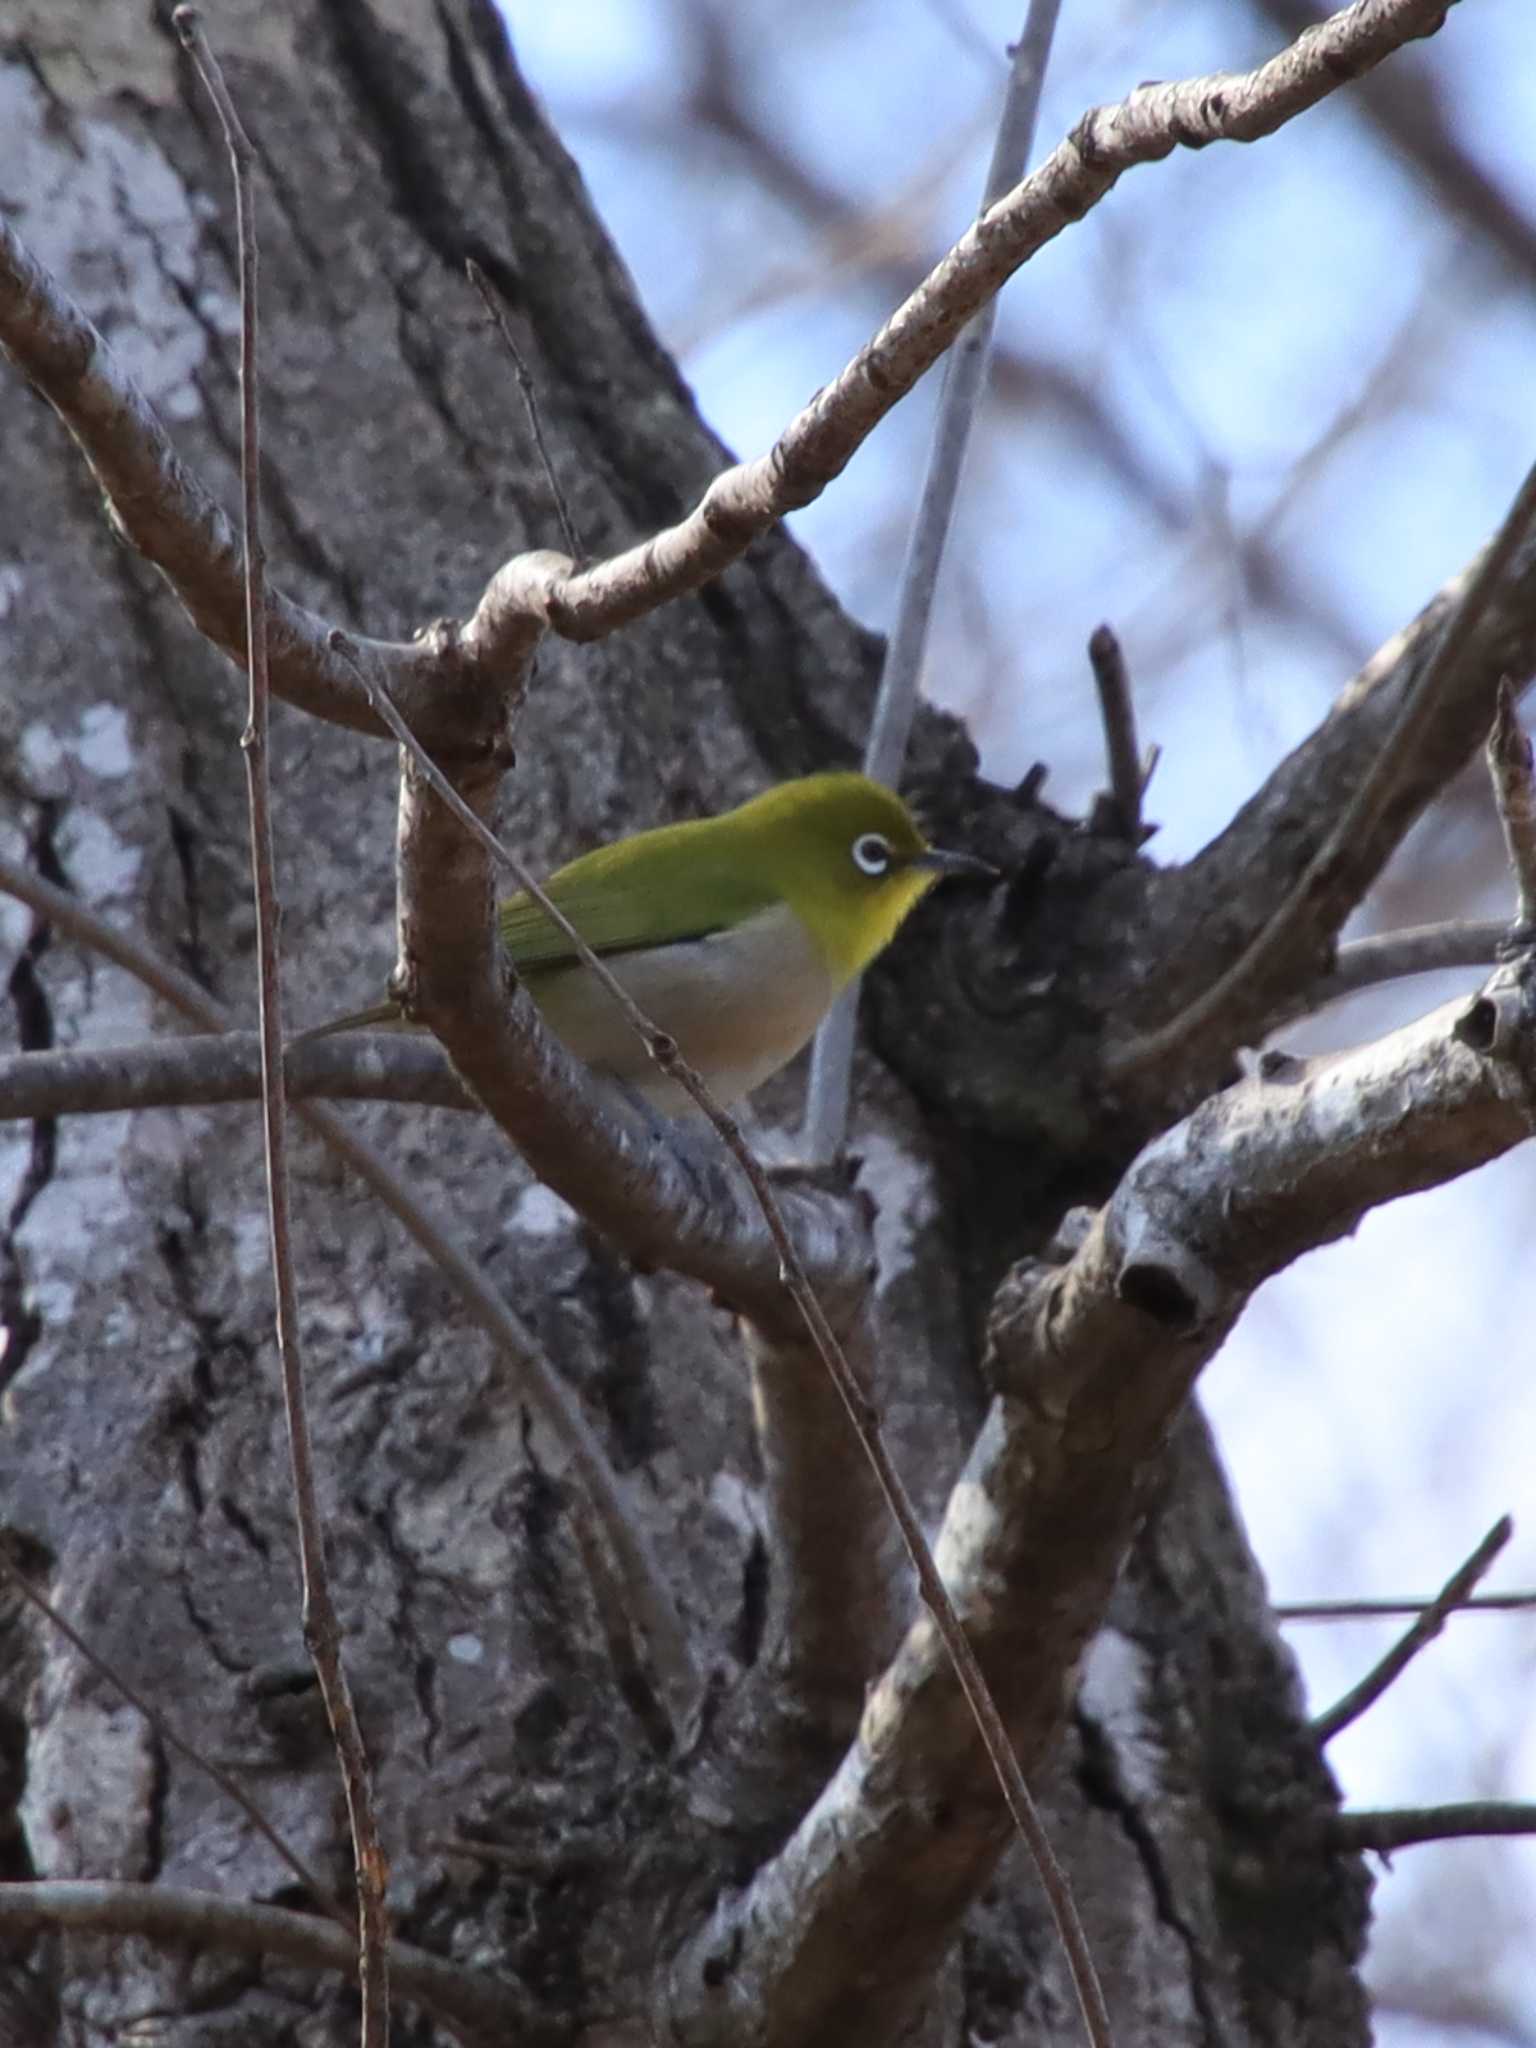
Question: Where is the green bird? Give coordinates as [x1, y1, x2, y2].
[303, 773, 991, 1113]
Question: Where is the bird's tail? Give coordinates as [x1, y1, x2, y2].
[289, 1002, 407, 1048]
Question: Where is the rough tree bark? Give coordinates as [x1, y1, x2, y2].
[2, 2, 1507, 2043]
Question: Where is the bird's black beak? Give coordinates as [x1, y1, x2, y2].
[913, 845, 999, 881]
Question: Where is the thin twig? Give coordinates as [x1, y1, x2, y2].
[865, 0, 1061, 795]
[465, 257, 582, 562]
[1277, 1587, 1536, 1621]
[1087, 623, 1147, 841]
[1488, 677, 1536, 934]
[170, 16, 388, 2038]
[803, 0, 1064, 1169]
[337, 636, 1112, 2048]
[1331, 1803, 1536, 1854]
[1311, 1516, 1513, 1745]
[0, 1882, 520, 2043]
[0, 855, 236, 1021]
[0, 1545, 343, 1925]
[0, 858, 694, 1741]
[1108, 453, 1536, 1079]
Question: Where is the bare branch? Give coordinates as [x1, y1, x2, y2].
[1087, 623, 1151, 842]
[0, 856, 694, 1739]
[1488, 679, 1536, 933]
[666, 957, 1536, 2043]
[742, 1308, 909, 1725]
[682, 47, 1368, 674]
[1108, 451, 1536, 1081]
[171, 14, 388, 2034]
[1331, 1804, 1536, 1854]
[804, 0, 1062, 1170]
[465, 257, 583, 563]
[1278, 1587, 1536, 1620]
[0, 1881, 522, 2044]
[1303, 919, 1507, 1011]
[0, 1029, 473, 1119]
[1312, 1516, 1513, 1744]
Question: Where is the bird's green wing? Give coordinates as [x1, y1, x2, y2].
[498, 822, 780, 966]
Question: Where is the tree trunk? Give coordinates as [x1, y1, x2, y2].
[0, 3, 1370, 2042]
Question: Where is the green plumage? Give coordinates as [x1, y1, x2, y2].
[496, 824, 779, 965]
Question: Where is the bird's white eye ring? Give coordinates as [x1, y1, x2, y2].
[852, 832, 893, 877]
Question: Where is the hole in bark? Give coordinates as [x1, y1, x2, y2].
[701, 1926, 743, 1987]
[733, 1531, 768, 1670]
[514, 1684, 568, 1764]
[1454, 996, 1497, 1052]
[1118, 1262, 1198, 1330]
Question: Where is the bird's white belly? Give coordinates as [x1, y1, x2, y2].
[526, 903, 833, 1114]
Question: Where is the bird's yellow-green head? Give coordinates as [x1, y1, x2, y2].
[710, 773, 983, 986]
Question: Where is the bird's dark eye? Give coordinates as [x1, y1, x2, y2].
[851, 832, 893, 877]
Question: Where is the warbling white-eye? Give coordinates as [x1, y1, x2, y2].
[304, 773, 992, 1113]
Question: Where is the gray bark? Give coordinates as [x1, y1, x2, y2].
[0, 3, 1392, 2042]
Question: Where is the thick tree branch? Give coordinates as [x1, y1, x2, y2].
[368, 646, 912, 1734]
[744, 1310, 909, 1735]
[666, 958, 1536, 2047]
[0, 194, 549, 748]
